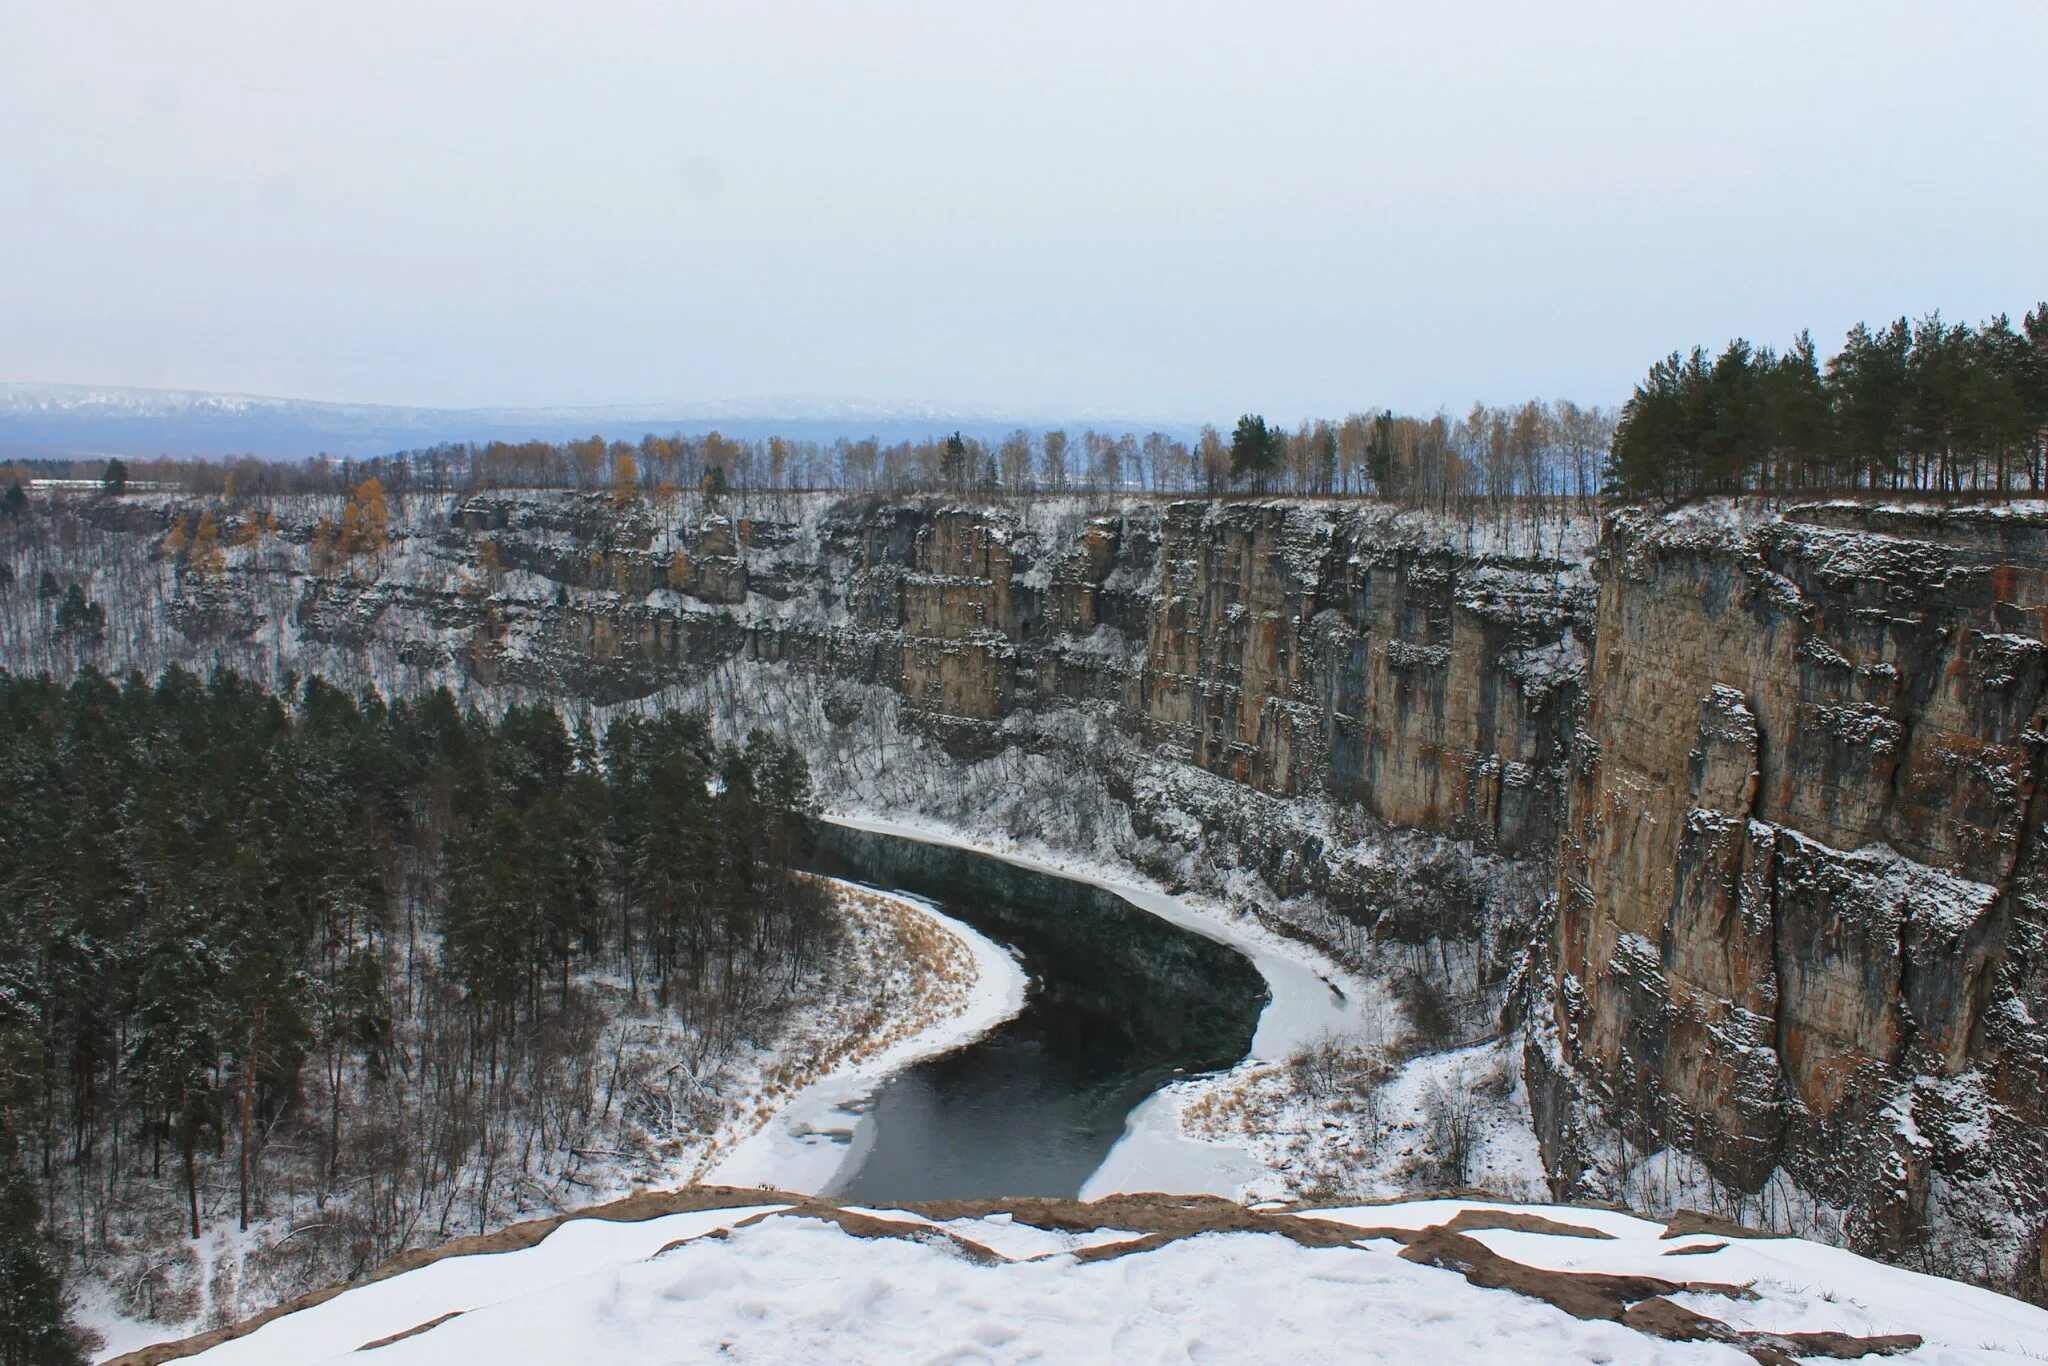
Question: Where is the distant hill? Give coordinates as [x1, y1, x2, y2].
[0, 382, 1194, 460]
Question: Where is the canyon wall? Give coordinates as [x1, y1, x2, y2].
[448, 494, 1588, 859]
[14, 492, 1580, 963]
[1530, 501, 2048, 1283]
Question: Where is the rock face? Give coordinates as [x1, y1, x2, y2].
[1534, 501, 2048, 1276]
[31, 493, 1586, 934]
[1138, 503, 1580, 852]
[449, 496, 1590, 858]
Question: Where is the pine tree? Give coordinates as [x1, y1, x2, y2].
[53, 586, 103, 639]
[0, 1169, 84, 1366]
[129, 903, 228, 1240]
[1229, 414, 1280, 493]
[941, 432, 968, 494]
[1765, 332, 1833, 489]
[1365, 409, 1399, 497]
[2024, 304, 2048, 491]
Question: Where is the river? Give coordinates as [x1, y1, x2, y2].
[804, 822, 1272, 1202]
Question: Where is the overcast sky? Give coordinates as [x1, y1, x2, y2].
[2, 2, 2042, 423]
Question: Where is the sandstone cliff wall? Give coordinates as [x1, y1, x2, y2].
[1534, 501, 2048, 1279]
[9, 492, 1584, 945]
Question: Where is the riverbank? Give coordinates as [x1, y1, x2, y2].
[704, 880, 1028, 1192]
[819, 812, 1399, 1200]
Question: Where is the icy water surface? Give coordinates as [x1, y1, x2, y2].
[806, 824, 1268, 1202]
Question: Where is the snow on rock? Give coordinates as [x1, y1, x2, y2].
[129, 1193, 2048, 1365]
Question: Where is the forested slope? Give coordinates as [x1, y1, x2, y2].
[0, 668, 847, 1359]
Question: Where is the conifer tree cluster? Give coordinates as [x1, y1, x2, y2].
[0, 668, 825, 1346]
[1609, 305, 2048, 498]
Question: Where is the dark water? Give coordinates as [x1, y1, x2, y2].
[805, 824, 1269, 1202]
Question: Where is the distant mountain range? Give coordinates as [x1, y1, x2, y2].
[0, 383, 1196, 461]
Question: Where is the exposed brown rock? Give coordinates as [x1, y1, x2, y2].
[728, 1203, 1005, 1266]
[1540, 500, 2048, 1263]
[1439, 1208, 1616, 1240]
[1661, 1209, 1777, 1241]
[1403, 1227, 1919, 1363]
[1397, 1225, 1755, 1321]
[354, 1310, 464, 1351]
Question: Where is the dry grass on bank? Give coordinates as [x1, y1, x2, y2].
[687, 880, 978, 1177]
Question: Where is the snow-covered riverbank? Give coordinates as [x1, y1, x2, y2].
[820, 812, 1395, 1200]
[706, 882, 1027, 1193]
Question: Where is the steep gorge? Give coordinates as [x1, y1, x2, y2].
[10, 489, 2048, 1292]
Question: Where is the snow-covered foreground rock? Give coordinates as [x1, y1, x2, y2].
[116, 1191, 2048, 1365]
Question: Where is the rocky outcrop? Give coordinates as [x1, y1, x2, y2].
[1535, 500, 2048, 1279]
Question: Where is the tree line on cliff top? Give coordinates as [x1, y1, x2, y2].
[9, 300, 2045, 514]
[1607, 303, 2048, 500]
[3, 398, 1620, 514]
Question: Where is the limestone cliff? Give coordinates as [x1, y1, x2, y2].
[7, 492, 1583, 971]
[1531, 500, 2048, 1286]
[449, 494, 1590, 941]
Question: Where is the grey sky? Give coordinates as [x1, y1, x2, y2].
[3, 1, 2042, 423]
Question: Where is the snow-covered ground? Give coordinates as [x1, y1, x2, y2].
[150, 1194, 2048, 1365]
[78, 877, 1012, 1362]
[1181, 1037, 1551, 1204]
